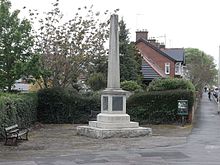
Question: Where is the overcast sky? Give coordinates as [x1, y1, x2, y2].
[11, 0, 220, 66]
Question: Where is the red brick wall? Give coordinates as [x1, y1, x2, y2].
[136, 42, 175, 77]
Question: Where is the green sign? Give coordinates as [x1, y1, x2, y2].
[177, 100, 188, 115]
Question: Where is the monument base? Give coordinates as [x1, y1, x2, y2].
[77, 126, 152, 139]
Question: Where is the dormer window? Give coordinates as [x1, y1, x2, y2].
[165, 63, 170, 74]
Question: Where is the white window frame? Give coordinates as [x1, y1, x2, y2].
[165, 62, 170, 75]
[175, 62, 182, 75]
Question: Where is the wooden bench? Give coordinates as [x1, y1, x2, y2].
[4, 124, 29, 146]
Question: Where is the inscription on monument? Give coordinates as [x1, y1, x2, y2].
[112, 96, 123, 111]
[103, 96, 108, 111]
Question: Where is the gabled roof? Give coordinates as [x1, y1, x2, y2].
[161, 48, 185, 62]
[136, 38, 176, 62]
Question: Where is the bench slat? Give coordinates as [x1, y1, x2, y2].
[5, 124, 18, 131]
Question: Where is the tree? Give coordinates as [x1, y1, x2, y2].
[28, 0, 114, 89]
[87, 72, 106, 91]
[185, 48, 217, 90]
[119, 19, 141, 82]
[0, 0, 34, 92]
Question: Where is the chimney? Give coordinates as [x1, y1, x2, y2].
[159, 43, 165, 49]
[136, 30, 148, 41]
[148, 38, 157, 47]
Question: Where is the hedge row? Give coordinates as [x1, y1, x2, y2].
[0, 88, 195, 136]
[37, 88, 194, 125]
[37, 88, 100, 124]
[147, 78, 195, 92]
[0, 93, 38, 138]
[127, 89, 194, 124]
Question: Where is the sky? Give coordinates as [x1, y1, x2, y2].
[10, 0, 220, 66]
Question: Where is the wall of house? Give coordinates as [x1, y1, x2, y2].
[136, 42, 175, 78]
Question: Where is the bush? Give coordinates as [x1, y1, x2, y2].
[87, 72, 106, 91]
[127, 89, 194, 124]
[147, 78, 195, 92]
[0, 93, 38, 138]
[121, 80, 142, 92]
[37, 88, 100, 124]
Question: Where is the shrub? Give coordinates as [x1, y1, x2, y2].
[37, 88, 100, 124]
[127, 89, 194, 124]
[121, 80, 142, 92]
[147, 78, 195, 92]
[0, 93, 38, 138]
[87, 72, 106, 91]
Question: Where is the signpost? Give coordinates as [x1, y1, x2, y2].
[218, 46, 220, 114]
[178, 100, 188, 126]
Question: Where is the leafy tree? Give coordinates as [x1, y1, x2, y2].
[119, 18, 141, 82]
[87, 72, 106, 91]
[0, 0, 35, 92]
[185, 48, 217, 90]
[28, 0, 113, 88]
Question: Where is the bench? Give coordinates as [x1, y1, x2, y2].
[4, 124, 29, 146]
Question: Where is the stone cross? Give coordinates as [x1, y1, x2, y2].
[107, 14, 120, 90]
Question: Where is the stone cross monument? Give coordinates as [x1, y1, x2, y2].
[77, 14, 152, 138]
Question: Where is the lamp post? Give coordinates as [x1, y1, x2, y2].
[218, 46, 220, 114]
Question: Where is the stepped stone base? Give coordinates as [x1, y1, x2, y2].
[77, 126, 152, 139]
[77, 113, 152, 139]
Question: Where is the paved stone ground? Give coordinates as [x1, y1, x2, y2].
[0, 122, 191, 164]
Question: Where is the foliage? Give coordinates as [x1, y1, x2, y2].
[0, 93, 38, 137]
[87, 72, 106, 91]
[0, 0, 36, 92]
[37, 88, 100, 124]
[127, 90, 194, 124]
[147, 78, 195, 92]
[119, 19, 142, 82]
[27, 0, 116, 88]
[185, 48, 217, 90]
[121, 80, 142, 92]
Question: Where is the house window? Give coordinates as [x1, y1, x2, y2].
[165, 63, 170, 74]
[175, 62, 182, 75]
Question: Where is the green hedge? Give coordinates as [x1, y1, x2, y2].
[147, 78, 195, 92]
[127, 89, 194, 124]
[37, 88, 100, 124]
[121, 80, 142, 92]
[0, 93, 38, 138]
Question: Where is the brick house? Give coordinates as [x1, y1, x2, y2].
[135, 30, 185, 84]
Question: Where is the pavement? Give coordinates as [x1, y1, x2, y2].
[0, 92, 219, 165]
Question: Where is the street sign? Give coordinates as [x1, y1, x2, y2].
[177, 100, 188, 115]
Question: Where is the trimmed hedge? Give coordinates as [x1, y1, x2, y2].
[37, 88, 100, 124]
[0, 93, 38, 138]
[127, 89, 194, 124]
[121, 80, 142, 92]
[147, 78, 195, 92]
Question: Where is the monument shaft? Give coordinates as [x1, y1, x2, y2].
[107, 14, 120, 89]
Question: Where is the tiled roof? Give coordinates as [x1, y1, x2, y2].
[136, 38, 176, 62]
[161, 48, 185, 62]
[136, 38, 185, 63]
